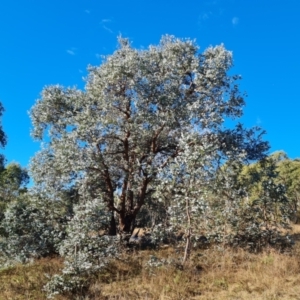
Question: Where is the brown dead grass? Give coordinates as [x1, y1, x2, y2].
[2, 226, 300, 299]
[0, 257, 64, 300]
[94, 245, 300, 300]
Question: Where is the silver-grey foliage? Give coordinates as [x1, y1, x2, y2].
[44, 198, 119, 298]
[0, 195, 65, 267]
[30, 35, 266, 235]
[18, 35, 289, 295]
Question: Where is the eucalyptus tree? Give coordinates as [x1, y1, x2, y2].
[0, 102, 9, 224]
[0, 163, 29, 236]
[0, 163, 29, 203]
[30, 35, 267, 234]
[0, 195, 59, 266]
[0, 102, 6, 169]
[155, 125, 271, 261]
[240, 151, 300, 223]
[274, 152, 300, 222]
[44, 198, 119, 298]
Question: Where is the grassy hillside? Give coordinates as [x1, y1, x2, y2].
[2, 226, 300, 300]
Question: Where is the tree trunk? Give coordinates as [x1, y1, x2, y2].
[107, 211, 136, 235]
[119, 213, 136, 234]
[182, 197, 192, 266]
[183, 231, 191, 266]
[108, 212, 117, 235]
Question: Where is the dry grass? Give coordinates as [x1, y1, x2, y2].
[0, 257, 65, 300]
[95, 245, 300, 300]
[2, 226, 300, 299]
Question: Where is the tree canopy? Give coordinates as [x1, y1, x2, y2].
[30, 36, 268, 234]
[0, 163, 29, 203]
[239, 151, 300, 222]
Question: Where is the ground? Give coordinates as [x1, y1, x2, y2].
[2, 225, 300, 299]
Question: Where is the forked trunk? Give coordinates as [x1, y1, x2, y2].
[107, 211, 137, 235]
[119, 213, 136, 233]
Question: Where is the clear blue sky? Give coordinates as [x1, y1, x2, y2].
[0, 0, 299, 169]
